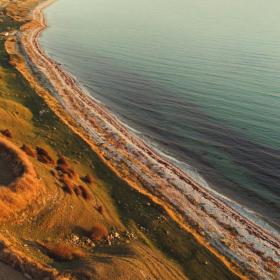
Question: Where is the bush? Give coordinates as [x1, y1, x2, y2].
[56, 164, 75, 178]
[78, 185, 92, 200]
[36, 146, 54, 164]
[21, 144, 35, 157]
[74, 185, 82, 196]
[44, 243, 85, 262]
[0, 129, 12, 138]
[56, 156, 76, 178]
[57, 156, 67, 165]
[81, 174, 93, 184]
[96, 205, 103, 215]
[60, 177, 74, 194]
[90, 224, 108, 241]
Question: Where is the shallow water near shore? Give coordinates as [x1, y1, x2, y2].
[40, 0, 280, 230]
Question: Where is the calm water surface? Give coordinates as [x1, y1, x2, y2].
[41, 0, 280, 230]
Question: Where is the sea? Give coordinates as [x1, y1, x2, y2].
[40, 0, 280, 231]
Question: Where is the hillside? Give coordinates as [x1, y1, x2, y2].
[0, 1, 242, 280]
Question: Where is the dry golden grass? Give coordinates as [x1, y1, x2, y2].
[55, 158, 91, 197]
[90, 224, 108, 241]
[0, 98, 34, 138]
[4, 0, 39, 22]
[0, 136, 44, 221]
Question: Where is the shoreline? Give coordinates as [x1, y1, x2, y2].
[5, 0, 280, 279]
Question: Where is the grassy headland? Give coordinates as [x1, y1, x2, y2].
[0, 1, 241, 279]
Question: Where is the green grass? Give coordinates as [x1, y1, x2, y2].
[94, 162, 239, 280]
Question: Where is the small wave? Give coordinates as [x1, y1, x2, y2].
[118, 120, 142, 135]
[147, 139, 280, 237]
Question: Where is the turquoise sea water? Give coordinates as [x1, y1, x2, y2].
[41, 0, 280, 229]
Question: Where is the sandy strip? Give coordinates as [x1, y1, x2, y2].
[5, 0, 280, 279]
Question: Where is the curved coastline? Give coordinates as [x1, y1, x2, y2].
[6, 0, 280, 279]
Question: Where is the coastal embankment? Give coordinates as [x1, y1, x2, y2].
[4, 0, 280, 279]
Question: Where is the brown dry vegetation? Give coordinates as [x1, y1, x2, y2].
[73, 185, 82, 196]
[36, 146, 54, 164]
[0, 136, 44, 221]
[59, 176, 75, 194]
[57, 156, 67, 166]
[21, 144, 35, 157]
[90, 224, 108, 241]
[0, 129, 12, 138]
[81, 174, 93, 185]
[56, 157, 76, 178]
[42, 243, 85, 262]
[96, 205, 104, 215]
[78, 184, 92, 200]
[4, 0, 39, 22]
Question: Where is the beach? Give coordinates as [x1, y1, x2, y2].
[3, 0, 280, 279]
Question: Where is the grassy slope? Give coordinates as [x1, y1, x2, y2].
[0, 6, 240, 280]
